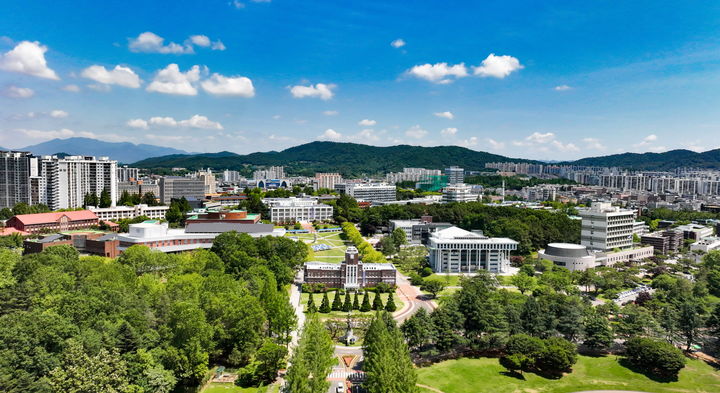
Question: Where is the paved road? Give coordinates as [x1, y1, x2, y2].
[393, 273, 437, 323]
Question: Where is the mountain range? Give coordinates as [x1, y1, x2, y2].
[12, 138, 189, 163]
[561, 149, 720, 171]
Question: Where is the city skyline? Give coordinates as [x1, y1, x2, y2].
[3, 1, 720, 159]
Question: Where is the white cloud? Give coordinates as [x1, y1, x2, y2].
[391, 39, 406, 48]
[405, 125, 427, 139]
[487, 138, 505, 150]
[516, 132, 556, 145]
[583, 137, 605, 150]
[440, 127, 457, 136]
[0, 41, 59, 80]
[211, 41, 226, 51]
[128, 32, 192, 54]
[644, 134, 658, 142]
[322, 110, 338, 116]
[189, 35, 211, 47]
[149, 116, 177, 127]
[2, 86, 34, 98]
[200, 73, 254, 97]
[16, 128, 77, 139]
[554, 85, 572, 91]
[633, 134, 660, 149]
[127, 118, 149, 129]
[319, 128, 342, 141]
[62, 84, 80, 92]
[512, 132, 578, 154]
[406, 62, 467, 84]
[472, 54, 523, 78]
[460, 137, 479, 147]
[179, 114, 223, 130]
[87, 83, 111, 92]
[356, 129, 380, 142]
[49, 110, 68, 118]
[232, 0, 245, 8]
[358, 119, 376, 126]
[289, 83, 336, 100]
[434, 111, 454, 120]
[146, 64, 200, 95]
[81, 65, 141, 88]
[551, 140, 580, 152]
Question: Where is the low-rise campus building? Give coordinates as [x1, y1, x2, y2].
[427, 226, 518, 273]
[6, 210, 99, 234]
[89, 204, 170, 221]
[263, 197, 334, 223]
[303, 246, 396, 289]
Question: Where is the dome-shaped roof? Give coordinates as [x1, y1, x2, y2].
[544, 243, 591, 258]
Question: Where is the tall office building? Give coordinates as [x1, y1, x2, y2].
[580, 202, 635, 251]
[37, 155, 117, 210]
[195, 169, 216, 194]
[0, 151, 36, 208]
[445, 166, 464, 184]
[315, 172, 343, 190]
[159, 176, 205, 204]
[253, 166, 285, 180]
[117, 166, 139, 182]
[222, 170, 242, 183]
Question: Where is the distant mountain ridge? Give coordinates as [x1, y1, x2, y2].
[18, 138, 190, 164]
[563, 149, 720, 170]
[133, 141, 532, 176]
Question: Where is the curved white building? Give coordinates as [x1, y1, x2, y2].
[538, 243, 596, 271]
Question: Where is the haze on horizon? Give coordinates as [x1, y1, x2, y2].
[2, 0, 720, 160]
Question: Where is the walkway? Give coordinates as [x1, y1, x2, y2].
[393, 273, 437, 323]
[416, 384, 445, 393]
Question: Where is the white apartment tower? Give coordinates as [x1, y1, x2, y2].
[38, 155, 117, 210]
[445, 166, 465, 184]
[0, 151, 37, 208]
[580, 202, 635, 251]
[315, 172, 343, 190]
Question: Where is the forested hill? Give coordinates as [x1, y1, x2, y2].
[132, 141, 531, 176]
[564, 149, 720, 170]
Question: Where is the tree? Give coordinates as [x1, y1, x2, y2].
[678, 301, 703, 351]
[99, 188, 112, 208]
[500, 353, 527, 376]
[48, 340, 135, 393]
[537, 337, 577, 374]
[331, 291, 342, 311]
[319, 292, 331, 313]
[342, 292, 352, 312]
[379, 236, 396, 255]
[385, 294, 397, 312]
[307, 293, 317, 313]
[372, 290, 384, 311]
[511, 273, 537, 294]
[363, 312, 417, 393]
[352, 292, 360, 310]
[583, 312, 613, 351]
[246, 339, 287, 385]
[285, 314, 334, 393]
[421, 279, 446, 298]
[360, 292, 372, 312]
[401, 308, 435, 351]
[624, 337, 686, 379]
[392, 228, 407, 247]
[83, 192, 99, 207]
[141, 191, 158, 206]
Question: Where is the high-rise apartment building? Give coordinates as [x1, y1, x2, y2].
[253, 166, 285, 180]
[334, 183, 396, 202]
[222, 170, 242, 183]
[580, 202, 635, 251]
[159, 176, 205, 204]
[386, 168, 442, 184]
[314, 172, 343, 190]
[37, 155, 117, 210]
[0, 151, 36, 208]
[445, 166, 464, 184]
[195, 169, 216, 194]
[117, 166, 139, 182]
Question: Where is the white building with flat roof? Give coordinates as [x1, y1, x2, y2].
[691, 237, 720, 253]
[263, 197, 334, 223]
[334, 183, 396, 202]
[89, 204, 170, 221]
[580, 202, 635, 251]
[427, 226, 517, 273]
[443, 184, 478, 203]
[37, 155, 117, 210]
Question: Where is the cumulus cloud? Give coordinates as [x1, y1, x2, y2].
[551, 140, 580, 152]
[322, 110, 338, 116]
[472, 54, 523, 78]
[357, 129, 380, 142]
[319, 128, 342, 141]
[487, 138, 505, 150]
[2, 85, 34, 98]
[179, 114, 223, 129]
[50, 110, 68, 118]
[62, 84, 80, 92]
[127, 118, 149, 129]
[189, 35, 211, 47]
[149, 116, 177, 127]
[128, 32, 224, 54]
[406, 62, 467, 84]
[200, 73, 254, 97]
[583, 137, 605, 150]
[405, 124, 428, 139]
[391, 39, 406, 48]
[81, 65, 141, 88]
[440, 127, 457, 136]
[358, 119, 376, 126]
[513, 132, 578, 153]
[0, 41, 59, 80]
[554, 85, 572, 91]
[146, 64, 200, 95]
[434, 111, 454, 120]
[460, 137, 479, 147]
[633, 134, 660, 149]
[644, 134, 658, 142]
[289, 83, 336, 100]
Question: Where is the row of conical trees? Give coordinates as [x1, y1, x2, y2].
[307, 290, 397, 313]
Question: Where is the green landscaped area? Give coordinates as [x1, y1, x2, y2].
[300, 291, 404, 317]
[202, 382, 280, 393]
[425, 274, 465, 287]
[288, 231, 349, 263]
[416, 355, 720, 393]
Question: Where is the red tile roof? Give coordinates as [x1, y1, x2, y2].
[0, 227, 28, 236]
[13, 210, 99, 225]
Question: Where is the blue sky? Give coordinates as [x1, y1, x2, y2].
[2, 0, 720, 160]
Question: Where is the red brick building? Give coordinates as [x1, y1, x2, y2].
[7, 210, 99, 234]
[303, 246, 396, 289]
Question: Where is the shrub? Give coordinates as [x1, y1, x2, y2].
[624, 337, 685, 379]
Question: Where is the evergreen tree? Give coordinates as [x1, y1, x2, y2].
[678, 300, 703, 351]
[141, 192, 158, 206]
[372, 290, 384, 311]
[99, 188, 112, 208]
[285, 314, 334, 393]
[83, 192, 99, 207]
[363, 312, 417, 393]
[582, 312, 613, 351]
[385, 294, 397, 312]
[352, 292, 360, 310]
[307, 293, 317, 313]
[331, 291, 343, 311]
[319, 292, 331, 313]
[401, 309, 435, 351]
[360, 292, 371, 312]
[342, 292, 352, 312]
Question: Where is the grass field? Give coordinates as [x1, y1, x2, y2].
[300, 291, 403, 317]
[416, 355, 720, 393]
[202, 383, 276, 393]
[290, 231, 349, 263]
[425, 274, 466, 287]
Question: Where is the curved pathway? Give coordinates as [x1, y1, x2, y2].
[393, 273, 437, 323]
[416, 384, 445, 393]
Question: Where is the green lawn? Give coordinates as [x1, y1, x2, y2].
[202, 383, 269, 393]
[425, 274, 466, 287]
[416, 355, 720, 393]
[301, 291, 404, 317]
[291, 231, 349, 263]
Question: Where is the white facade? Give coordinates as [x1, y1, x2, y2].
[38, 155, 117, 210]
[314, 173, 343, 190]
[691, 237, 720, 253]
[334, 183, 396, 202]
[263, 197, 334, 223]
[427, 226, 517, 273]
[539, 243, 597, 272]
[222, 170, 242, 183]
[580, 202, 635, 251]
[443, 184, 478, 203]
[253, 166, 285, 180]
[445, 166, 464, 184]
[117, 166, 139, 182]
[389, 219, 417, 242]
[90, 204, 170, 221]
[0, 151, 35, 208]
[386, 168, 442, 184]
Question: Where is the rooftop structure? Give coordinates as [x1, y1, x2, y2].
[262, 197, 333, 223]
[334, 183, 396, 203]
[89, 204, 170, 221]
